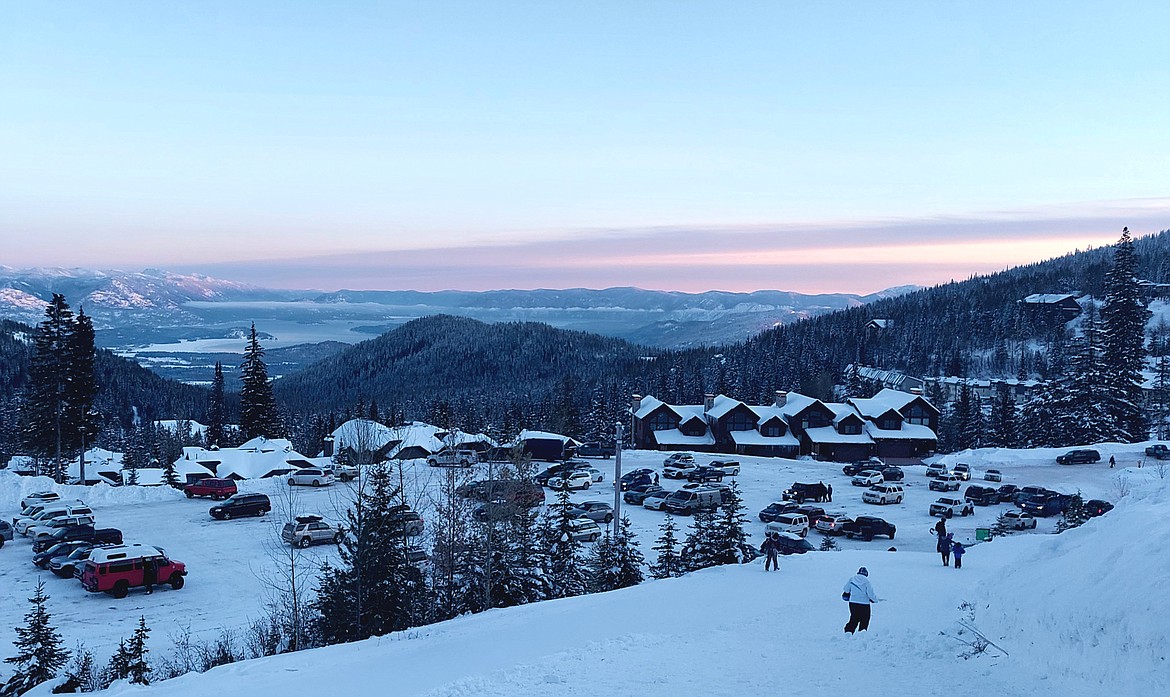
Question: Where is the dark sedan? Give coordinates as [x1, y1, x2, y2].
[624, 484, 666, 505]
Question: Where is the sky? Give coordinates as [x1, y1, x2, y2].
[1, 1, 1169, 293]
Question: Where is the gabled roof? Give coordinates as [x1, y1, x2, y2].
[864, 422, 938, 441]
[518, 430, 581, 446]
[331, 419, 403, 451]
[707, 394, 746, 420]
[444, 430, 498, 448]
[633, 395, 668, 420]
[175, 441, 308, 479]
[750, 405, 788, 424]
[1023, 293, 1078, 304]
[652, 429, 715, 446]
[869, 388, 939, 415]
[778, 392, 823, 419]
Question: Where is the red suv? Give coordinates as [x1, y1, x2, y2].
[80, 545, 187, 598]
[183, 478, 237, 500]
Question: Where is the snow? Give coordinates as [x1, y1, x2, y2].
[1, 442, 1167, 695]
[728, 430, 799, 447]
[516, 429, 580, 445]
[154, 421, 208, 438]
[650, 428, 716, 446]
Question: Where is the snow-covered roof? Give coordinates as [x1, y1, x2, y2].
[444, 430, 498, 448]
[707, 394, 746, 420]
[864, 422, 938, 441]
[826, 402, 860, 425]
[730, 431, 799, 447]
[652, 429, 716, 446]
[778, 392, 820, 419]
[331, 419, 403, 451]
[388, 429, 446, 459]
[518, 430, 581, 446]
[66, 448, 124, 484]
[803, 426, 874, 445]
[1023, 293, 1078, 304]
[633, 395, 668, 420]
[749, 405, 788, 423]
[237, 437, 294, 453]
[175, 441, 307, 479]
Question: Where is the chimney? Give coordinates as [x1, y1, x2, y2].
[774, 390, 788, 408]
[632, 394, 643, 413]
[704, 393, 715, 412]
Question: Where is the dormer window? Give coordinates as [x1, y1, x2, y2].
[838, 421, 861, 435]
[726, 411, 756, 432]
[648, 412, 678, 431]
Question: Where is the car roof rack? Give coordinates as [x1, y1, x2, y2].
[295, 514, 323, 524]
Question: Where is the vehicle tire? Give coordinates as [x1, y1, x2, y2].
[298, 537, 312, 548]
[863, 530, 874, 542]
[945, 510, 953, 519]
[583, 482, 590, 489]
[604, 514, 613, 523]
[312, 479, 321, 487]
[112, 580, 129, 599]
[223, 511, 232, 520]
[333, 533, 342, 543]
[288, 478, 296, 486]
[170, 574, 185, 590]
[261, 507, 270, 516]
[185, 491, 194, 498]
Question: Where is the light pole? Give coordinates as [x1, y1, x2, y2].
[612, 423, 623, 536]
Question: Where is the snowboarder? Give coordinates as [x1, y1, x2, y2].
[827, 483, 833, 502]
[1109, 455, 1116, 468]
[937, 532, 952, 567]
[761, 532, 779, 571]
[951, 540, 965, 569]
[842, 567, 879, 633]
[142, 557, 157, 595]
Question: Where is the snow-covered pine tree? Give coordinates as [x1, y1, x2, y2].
[102, 640, 131, 687]
[23, 294, 76, 480]
[680, 507, 720, 572]
[161, 458, 181, 489]
[1152, 324, 1170, 440]
[610, 515, 645, 588]
[61, 643, 99, 693]
[239, 323, 282, 440]
[991, 511, 1015, 538]
[819, 534, 839, 551]
[1101, 228, 1151, 441]
[955, 382, 983, 452]
[544, 485, 587, 598]
[206, 361, 226, 447]
[587, 532, 620, 593]
[1062, 304, 1121, 444]
[493, 505, 551, 608]
[649, 514, 684, 579]
[124, 616, 151, 685]
[3, 581, 70, 693]
[710, 482, 755, 565]
[986, 383, 1017, 448]
[1057, 493, 1090, 532]
[66, 307, 101, 478]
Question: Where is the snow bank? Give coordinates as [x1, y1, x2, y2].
[0, 470, 185, 511]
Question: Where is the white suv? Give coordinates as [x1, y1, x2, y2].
[27, 514, 96, 539]
[663, 455, 698, 479]
[766, 513, 810, 538]
[851, 470, 884, 487]
[287, 468, 335, 487]
[708, 459, 741, 476]
[1002, 510, 1037, 530]
[930, 497, 974, 518]
[565, 518, 602, 542]
[863, 483, 904, 505]
[929, 474, 962, 492]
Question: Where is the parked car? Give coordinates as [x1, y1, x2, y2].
[334, 464, 360, 481]
[1056, 449, 1100, 465]
[851, 470, 883, 487]
[387, 507, 425, 537]
[773, 531, 815, 555]
[929, 474, 962, 492]
[548, 470, 593, 491]
[80, 545, 186, 598]
[281, 515, 341, 547]
[862, 483, 904, 505]
[783, 482, 829, 503]
[472, 501, 519, 522]
[0, 520, 12, 545]
[426, 449, 479, 468]
[686, 466, 726, 483]
[984, 469, 1004, 482]
[964, 485, 999, 506]
[32, 540, 91, 569]
[879, 466, 905, 482]
[662, 458, 699, 479]
[20, 492, 61, 510]
[459, 480, 545, 507]
[766, 514, 810, 538]
[27, 514, 96, 540]
[16, 502, 93, 535]
[930, 497, 974, 518]
[1002, 510, 1037, 530]
[287, 468, 335, 487]
[1145, 444, 1170, 460]
[32, 525, 123, 554]
[664, 488, 721, 515]
[12, 499, 82, 529]
[841, 516, 896, 541]
[842, 457, 885, 476]
[49, 544, 100, 577]
[210, 493, 271, 520]
[624, 484, 666, 506]
[995, 484, 1022, 504]
[565, 518, 602, 542]
[578, 467, 605, 483]
[183, 477, 237, 500]
[815, 513, 853, 536]
[576, 441, 615, 459]
[707, 459, 741, 476]
[1020, 494, 1068, 517]
[663, 453, 695, 467]
[619, 468, 657, 491]
[1015, 485, 1051, 504]
[1085, 499, 1114, 517]
[925, 462, 949, 478]
[642, 490, 673, 511]
[569, 501, 615, 524]
[952, 463, 972, 481]
[758, 501, 800, 523]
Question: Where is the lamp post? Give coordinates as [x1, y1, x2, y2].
[612, 423, 623, 536]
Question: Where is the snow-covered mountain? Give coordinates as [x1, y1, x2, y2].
[0, 267, 917, 350]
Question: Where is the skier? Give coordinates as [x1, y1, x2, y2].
[937, 532, 952, 567]
[842, 567, 880, 633]
[951, 539, 966, 569]
[761, 532, 779, 571]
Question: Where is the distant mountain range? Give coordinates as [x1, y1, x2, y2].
[0, 267, 919, 384]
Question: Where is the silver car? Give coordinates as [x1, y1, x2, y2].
[569, 501, 614, 524]
[287, 468, 335, 487]
[281, 515, 342, 547]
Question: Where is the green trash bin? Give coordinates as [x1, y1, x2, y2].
[975, 527, 991, 542]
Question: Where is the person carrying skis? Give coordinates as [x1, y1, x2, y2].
[842, 567, 880, 633]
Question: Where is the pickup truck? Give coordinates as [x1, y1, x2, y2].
[841, 516, 896, 541]
[32, 525, 123, 554]
[576, 442, 616, 459]
[1145, 444, 1170, 460]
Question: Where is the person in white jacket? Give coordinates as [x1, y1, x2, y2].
[842, 567, 880, 633]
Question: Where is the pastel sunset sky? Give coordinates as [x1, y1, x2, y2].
[2, 2, 1168, 293]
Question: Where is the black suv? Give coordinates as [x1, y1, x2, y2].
[783, 482, 828, 503]
[210, 493, 271, 520]
[1056, 449, 1100, 465]
[576, 441, 615, 458]
[758, 501, 799, 522]
[841, 516, 896, 541]
[32, 525, 122, 554]
[686, 466, 725, 483]
[963, 485, 999, 506]
[879, 466, 905, 482]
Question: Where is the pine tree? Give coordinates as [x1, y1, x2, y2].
[819, 535, 839, 551]
[206, 361, 226, 447]
[710, 482, 755, 565]
[5, 581, 70, 690]
[61, 644, 99, 693]
[609, 516, 645, 588]
[986, 383, 1017, 448]
[587, 532, 620, 593]
[991, 511, 1015, 538]
[680, 507, 720, 572]
[239, 323, 282, 440]
[123, 616, 151, 685]
[66, 307, 101, 481]
[1056, 493, 1091, 532]
[1101, 228, 1151, 441]
[161, 457, 181, 489]
[102, 640, 131, 686]
[23, 294, 76, 480]
[493, 505, 551, 608]
[649, 514, 684, 579]
[544, 486, 587, 598]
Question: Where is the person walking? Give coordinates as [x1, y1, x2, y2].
[934, 518, 947, 538]
[1109, 455, 1116, 469]
[142, 557, 157, 595]
[842, 567, 879, 633]
[827, 483, 833, 502]
[937, 532, 952, 567]
[761, 532, 780, 571]
[951, 539, 966, 569]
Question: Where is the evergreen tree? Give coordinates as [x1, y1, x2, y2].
[1056, 493, 1091, 532]
[66, 308, 101, 474]
[1101, 227, 1150, 441]
[609, 515, 645, 589]
[239, 323, 282, 440]
[206, 361, 226, 447]
[493, 505, 551, 608]
[954, 382, 983, 451]
[161, 457, 181, 489]
[990, 511, 1015, 538]
[1151, 321, 1170, 440]
[123, 616, 151, 685]
[544, 486, 587, 598]
[680, 508, 720, 572]
[61, 644, 99, 693]
[710, 483, 755, 565]
[1061, 305, 1120, 444]
[23, 294, 76, 480]
[819, 534, 839, 551]
[102, 640, 131, 686]
[986, 383, 1017, 448]
[587, 532, 620, 593]
[5, 581, 70, 691]
[649, 514, 684, 579]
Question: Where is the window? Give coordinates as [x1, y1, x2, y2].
[877, 417, 899, 430]
[725, 411, 756, 432]
[761, 422, 784, 437]
[648, 412, 678, 432]
[838, 421, 861, 435]
[906, 405, 930, 425]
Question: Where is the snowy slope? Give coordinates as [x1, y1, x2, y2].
[83, 469, 1169, 697]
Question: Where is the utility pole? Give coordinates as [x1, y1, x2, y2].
[612, 423, 623, 536]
